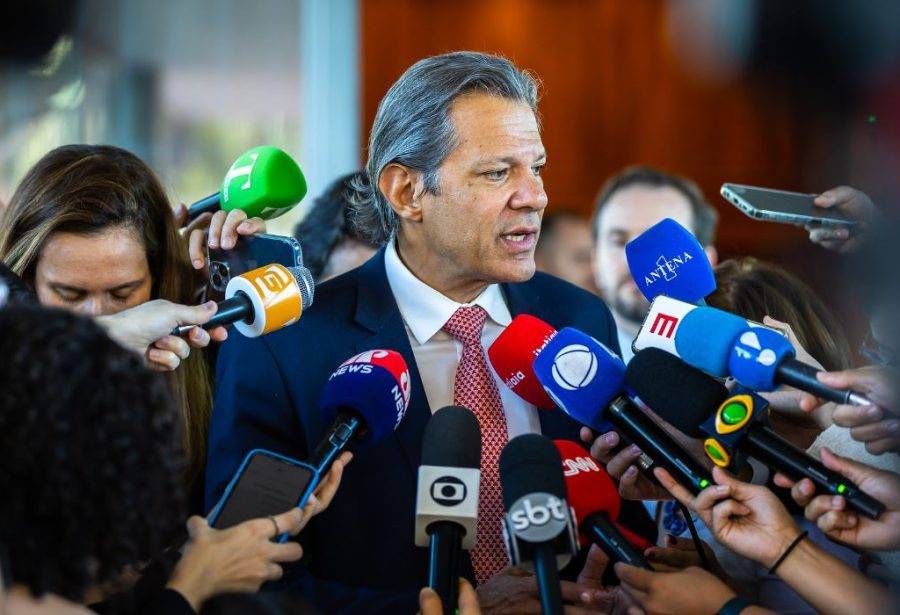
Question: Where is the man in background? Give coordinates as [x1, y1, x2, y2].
[534, 210, 597, 292]
[591, 166, 718, 361]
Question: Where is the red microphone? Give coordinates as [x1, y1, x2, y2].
[554, 440, 652, 569]
[488, 314, 558, 409]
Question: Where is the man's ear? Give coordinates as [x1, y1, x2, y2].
[379, 163, 424, 223]
[704, 245, 719, 267]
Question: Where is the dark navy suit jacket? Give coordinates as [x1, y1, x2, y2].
[205, 248, 655, 614]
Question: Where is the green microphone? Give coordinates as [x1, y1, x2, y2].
[185, 145, 307, 224]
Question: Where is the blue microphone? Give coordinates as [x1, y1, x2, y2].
[533, 328, 713, 493]
[673, 306, 748, 376]
[625, 218, 716, 304]
[312, 349, 411, 475]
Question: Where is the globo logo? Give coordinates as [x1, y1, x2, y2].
[551, 344, 598, 391]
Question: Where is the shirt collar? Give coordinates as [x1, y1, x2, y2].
[384, 237, 511, 345]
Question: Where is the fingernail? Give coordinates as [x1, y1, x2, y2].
[605, 432, 618, 445]
[204, 300, 216, 309]
[624, 466, 638, 478]
[238, 221, 251, 231]
[208, 239, 218, 248]
[580, 592, 591, 603]
[832, 496, 844, 508]
[628, 444, 641, 454]
[193, 259, 203, 268]
[714, 485, 729, 495]
[867, 406, 882, 420]
[847, 514, 858, 526]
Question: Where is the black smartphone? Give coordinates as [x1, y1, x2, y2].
[721, 183, 857, 228]
[208, 449, 316, 532]
[206, 233, 304, 301]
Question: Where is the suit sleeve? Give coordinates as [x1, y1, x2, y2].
[204, 333, 305, 512]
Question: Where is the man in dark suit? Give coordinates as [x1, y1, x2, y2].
[206, 51, 653, 613]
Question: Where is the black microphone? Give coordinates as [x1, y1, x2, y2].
[414, 406, 481, 611]
[500, 434, 577, 615]
[628, 349, 886, 520]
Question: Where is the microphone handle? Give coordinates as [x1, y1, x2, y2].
[777, 358, 873, 406]
[170, 292, 253, 336]
[608, 396, 714, 494]
[309, 413, 362, 476]
[533, 541, 564, 615]
[744, 424, 884, 519]
[582, 512, 652, 569]
[185, 191, 221, 224]
[427, 521, 463, 612]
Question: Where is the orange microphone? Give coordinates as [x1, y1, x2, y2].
[173, 263, 314, 338]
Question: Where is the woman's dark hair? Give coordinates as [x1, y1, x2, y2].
[294, 170, 380, 280]
[0, 144, 211, 484]
[0, 304, 186, 601]
[707, 257, 853, 371]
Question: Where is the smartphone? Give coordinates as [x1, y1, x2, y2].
[207, 449, 316, 534]
[720, 183, 857, 228]
[206, 233, 304, 301]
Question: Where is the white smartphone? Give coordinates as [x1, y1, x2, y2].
[720, 183, 857, 228]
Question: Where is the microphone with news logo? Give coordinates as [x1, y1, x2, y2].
[172, 263, 314, 338]
[487, 314, 558, 409]
[554, 440, 652, 569]
[312, 349, 411, 476]
[185, 145, 308, 223]
[414, 406, 481, 612]
[627, 348, 885, 520]
[625, 217, 717, 305]
[531, 327, 715, 494]
[633, 297, 874, 407]
[500, 434, 577, 615]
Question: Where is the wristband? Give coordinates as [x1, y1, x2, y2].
[768, 530, 808, 575]
[717, 596, 752, 615]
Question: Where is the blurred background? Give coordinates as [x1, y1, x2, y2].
[2, 0, 900, 342]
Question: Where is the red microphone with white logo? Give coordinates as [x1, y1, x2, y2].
[487, 314, 558, 408]
[554, 440, 652, 569]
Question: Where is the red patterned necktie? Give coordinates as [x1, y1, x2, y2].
[443, 305, 509, 584]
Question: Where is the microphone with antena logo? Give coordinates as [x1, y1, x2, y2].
[172, 262, 314, 338]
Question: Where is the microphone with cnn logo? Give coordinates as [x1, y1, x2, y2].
[172, 262, 314, 338]
[554, 440, 652, 569]
[311, 349, 411, 476]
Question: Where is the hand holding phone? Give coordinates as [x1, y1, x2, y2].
[807, 186, 875, 253]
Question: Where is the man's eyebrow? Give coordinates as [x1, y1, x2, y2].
[473, 152, 547, 166]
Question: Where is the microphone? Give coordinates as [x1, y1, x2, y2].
[554, 440, 652, 569]
[627, 349, 885, 520]
[185, 145, 307, 223]
[532, 327, 714, 494]
[500, 434, 577, 615]
[625, 218, 716, 304]
[487, 314, 558, 409]
[635, 298, 874, 407]
[172, 263, 314, 338]
[414, 406, 481, 612]
[311, 349, 411, 476]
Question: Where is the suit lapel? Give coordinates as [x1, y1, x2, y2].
[500, 281, 583, 443]
[353, 248, 431, 475]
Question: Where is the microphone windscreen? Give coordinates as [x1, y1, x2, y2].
[487, 314, 558, 409]
[625, 348, 729, 437]
[674, 307, 747, 376]
[319, 349, 411, 444]
[222, 145, 308, 220]
[554, 439, 620, 547]
[625, 218, 716, 303]
[421, 405, 481, 469]
[532, 327, 625, 430]
[499, 434, 566, 509]
[728, 326, 796, 391]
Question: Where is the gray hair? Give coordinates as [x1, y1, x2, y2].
[349, 51, 540, 245]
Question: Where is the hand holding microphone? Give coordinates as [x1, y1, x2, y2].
[172, 262, 314, 339]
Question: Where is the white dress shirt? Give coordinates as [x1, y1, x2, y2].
[384, 239, 540, 439]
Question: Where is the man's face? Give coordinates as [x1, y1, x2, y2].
[535, 217, 596, 291]
[593, 185, 695, 324]
[417, 93, 547, 286]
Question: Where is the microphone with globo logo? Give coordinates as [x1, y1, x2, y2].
[627, 348, 885, 520]
[554, 440, 652, 569]
[634, 297, 874, 406]
[500, 434, 576, 615]
[311, 349, 411, 477]
[171, 263, 314, 338]
[532, 327, 714, 494]
[414, 405, 481, 612]
[488, 314, 558, 409]
[625, 218, 716, 304]
[185, 145, 308, 224]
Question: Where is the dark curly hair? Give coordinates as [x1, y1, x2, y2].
[0, 304, 186, 601]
